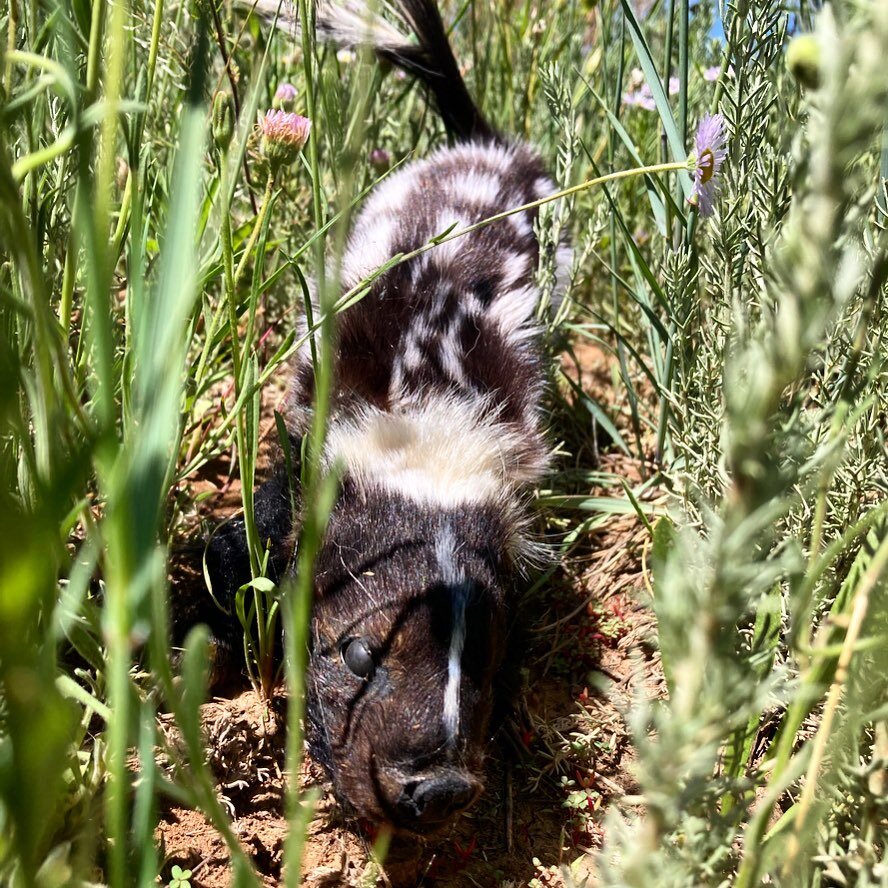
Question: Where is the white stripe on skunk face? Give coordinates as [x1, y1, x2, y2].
[436, 524, 468, 742]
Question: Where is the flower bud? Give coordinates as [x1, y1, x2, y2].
[116, 157, 130, 190]
[369, 148, 391, 173]
[786, 34, 820, 90]
[212, 91, 235, 152]
[273, 82, 298, 112]
[259, 110, 312, 173]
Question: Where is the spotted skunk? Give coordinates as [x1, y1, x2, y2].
[197, 0, 569, 834]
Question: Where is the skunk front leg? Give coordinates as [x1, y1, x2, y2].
[172, 465, 297, 678]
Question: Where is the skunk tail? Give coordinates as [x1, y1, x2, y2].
[252, 0, 495, 141]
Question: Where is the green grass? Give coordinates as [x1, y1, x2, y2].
[1, 0, 887, 885]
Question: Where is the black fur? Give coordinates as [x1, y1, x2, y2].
[171, 467, 295, 672]
[304, 479, 513, 828]
[182, 0, 563, 832]
[373, 0, 495, 141]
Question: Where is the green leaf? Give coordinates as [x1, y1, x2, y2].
[240, 576, 278, 595]
[619, 0, 691, 198]
[179, 626, 211, 743]
[651, 515, 676, 573]
[620, 478, 654, 535]
[579, 76, 688, 234]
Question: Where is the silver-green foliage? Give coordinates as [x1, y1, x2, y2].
[598, 2, 888, 885]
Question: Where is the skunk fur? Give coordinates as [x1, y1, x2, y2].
[197, 0, 569, 833]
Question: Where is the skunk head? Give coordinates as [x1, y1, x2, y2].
[305, 480, 514, 833]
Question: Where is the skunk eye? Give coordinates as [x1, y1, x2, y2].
[342, 638, 375, 678]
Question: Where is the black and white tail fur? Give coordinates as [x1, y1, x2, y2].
[196, 0, 571, 831]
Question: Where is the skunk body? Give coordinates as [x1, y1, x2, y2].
[291, 136, 557, 500]
[201, 0, 568, 833]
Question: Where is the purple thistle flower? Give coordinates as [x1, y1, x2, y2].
[259, 110, 312, 171]
[273, 82, 298, 111]
[369, 148, 391, 173]
[260, 110, 311, 148]
[689, 113, 727, 218]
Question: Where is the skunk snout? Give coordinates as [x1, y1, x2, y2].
[391, 770, 482, 831]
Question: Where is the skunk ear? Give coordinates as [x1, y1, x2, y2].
[170, 467, 299, 672]
[204, 469, 297, 607]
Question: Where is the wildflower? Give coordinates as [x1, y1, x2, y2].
[622, 82, 656, 111]
[259, 109, 311, 172]
[704, 64, 734, 82]
[369, 148, 391, 173]
[336, 48, 356, 64]
[623, 73, 677, 110]
[272, 82, 298, 111]
[688, 113, 727, 218]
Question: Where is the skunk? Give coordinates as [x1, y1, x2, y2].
[197, 0, 569, 834]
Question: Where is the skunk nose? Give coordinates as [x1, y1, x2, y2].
[395, 773, 478, 828]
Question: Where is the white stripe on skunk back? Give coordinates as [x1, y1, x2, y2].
[322, 396, 549, 508]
